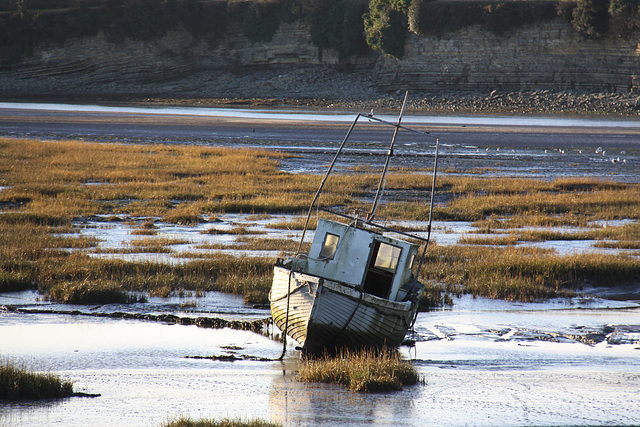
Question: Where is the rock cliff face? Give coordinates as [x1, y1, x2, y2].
[377, 21, 640, 94]
[1, 17, 639, 98]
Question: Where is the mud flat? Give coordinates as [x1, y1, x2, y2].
[1, 292, 639, 427]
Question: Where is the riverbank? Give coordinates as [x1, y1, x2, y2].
[3, 67, 640, 116]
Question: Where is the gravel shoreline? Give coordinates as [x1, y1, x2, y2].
[131, 90, 640, 116]
[3, 68, 640, 116]
[7, 90, 640, 117]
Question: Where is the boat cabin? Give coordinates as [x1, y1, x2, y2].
[295, 219, 419, 302]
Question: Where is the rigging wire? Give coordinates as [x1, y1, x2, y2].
[368, 91, 408, 222]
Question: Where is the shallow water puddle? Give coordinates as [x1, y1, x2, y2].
[66, 215, 639, 264]
[73, 213, 306, 261]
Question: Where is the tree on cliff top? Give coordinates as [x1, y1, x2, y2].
[308, 0, 369, 60]
[572, 0, 609, 38]
[608, 0, 640, 37]
[242, 1, 281, 42]
[363, 0, 410, 59]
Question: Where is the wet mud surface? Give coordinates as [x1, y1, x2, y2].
[1, 291, 639, 426]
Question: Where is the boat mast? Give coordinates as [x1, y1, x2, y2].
[367, 91, 409, 223]
[416, 137, 439, 276]
[295, 91, 438, 269]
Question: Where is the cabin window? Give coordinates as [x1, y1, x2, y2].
[408, 253, 416, 270]
[373, 242, 401, 272]
[363, 241, 402, 299]
[319, 232, 340, 260]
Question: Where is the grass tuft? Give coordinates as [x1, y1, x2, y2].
[47, 280, 147, 304]
[0, 359, 73, 400]
[298, 348, 419, 392]
[160, 417, 281, 427]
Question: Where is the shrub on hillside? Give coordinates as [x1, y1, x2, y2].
[242, 1, 281, 42]
[571, 0, 609, 37]
[363, 0, 410, 59]
[308, 0, 369, 60]
[410, 0, 559, 37]
[608, 0, 640, 37]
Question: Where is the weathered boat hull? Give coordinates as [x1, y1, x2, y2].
[270, 265, 419, 354]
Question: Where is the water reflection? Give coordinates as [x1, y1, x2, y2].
[270, 362, 418, 427]
[4, 102, 640, 129]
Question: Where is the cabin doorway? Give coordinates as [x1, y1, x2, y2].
[362, 241, 401, 299]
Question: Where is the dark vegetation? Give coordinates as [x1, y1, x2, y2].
[0, 360, 73, 400]
[364, 0, 410, 59]
[0, 0, 370, 63]
[409, 0, 559, 37]
[1, 0, 638, 64]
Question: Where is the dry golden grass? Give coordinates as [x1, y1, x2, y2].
[593, 241, 640, 249]
[459, 235, 519, 246]
[298, 348, 419, 392]
[419, 244, 640, 302]
[2, 138, 638, 223]
[439, 178, 639, 221]
[270, 216, 318, 230]
[195, 237, 309, 253]
[0, 218, 274, 303]
[201, 226, 258, 235]
[0, 138, 304, 220]
[129, 237, 190, 247]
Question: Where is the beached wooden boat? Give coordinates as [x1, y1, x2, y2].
[270, 93, 439, 355]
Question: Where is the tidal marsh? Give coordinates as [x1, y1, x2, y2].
[1, 137, 639, 307]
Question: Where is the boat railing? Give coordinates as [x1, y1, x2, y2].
[319, 207, 430, 243]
